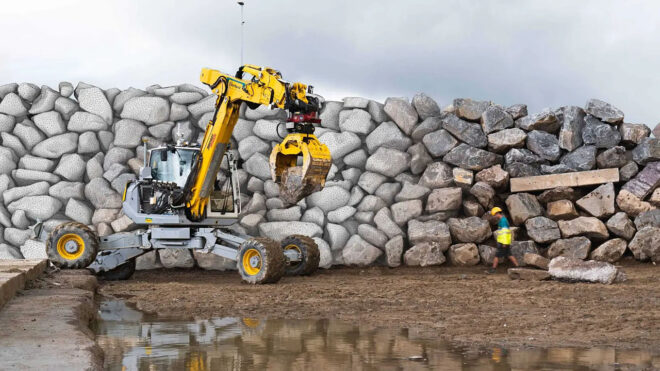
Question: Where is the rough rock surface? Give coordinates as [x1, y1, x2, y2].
[590, 238, 627, 263]
[448, 243, 480, 266]
[505, 193, 543, 225]
[404, 243, 446, 266]
[548, 256, 621, 284]
[446, 217, 491, 243]
[575, 183, 616, 218]
[547, 237, 591, 260]
[558, 217, 609, 240]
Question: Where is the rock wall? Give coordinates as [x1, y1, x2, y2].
[0, 82, 659, 269]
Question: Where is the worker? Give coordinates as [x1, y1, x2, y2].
[488, 207, 518, 273]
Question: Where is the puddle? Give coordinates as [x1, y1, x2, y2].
[94, 299, 659, 370]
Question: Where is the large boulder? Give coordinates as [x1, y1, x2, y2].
[584, 99, 624, 124]
[547, 237, 591, 259]
[621, 161, 660, 199]
[475, 165, 509, 190]
[2, 181, 50, 205]
[120, 96, 170, 125]
[558, 217, 609, 240]
[446, 217, 491, 243]
[634, 209, 660, 230]
[31, 133, 78, 158]
[422, 129, 458, 157]
[615, 190, 653, 217]
[590, 238, 627, 263]
[606, 212, 636, 240]
[7, 195, 62, 220]
[442, 114, 487, 148]
[631, 138, 660, 165]
[619, 123, 650, 147]
[510, 240, 540, 266]
[384, 235, 404, 267]
[64, 198, 93, 225]
[365, 147, 410, 177]
[412, 93, 441, 120]
[546, 200, 579, 220]
[443, 144, 502, 171]
[426, 187, 462, 213]
[390, 200, 423, 226]
[357, 224, 387, 248]
[193, 250, 236, 271]
[596, 146, 628, 169]
[365, 121, 412, 153]
[407, 219, 452, 251]
[318, 131, 362, 159]
[54, 154, 86, 182]
[412, 116, 442, 142]
[373, 208, 404, 239]
[258, 221, 323, 241]
[582, 115, 621, 148]
[453, 98, 489, 121]
[525, 216, 561, 244]
[558, 106, 586, 151]
[342, 235, 382, 266]
[403, 243, 446, 266]
[480, 106, 514, 134]
[319, 101, 342, 130]
[469, 182, 495, 209]
[560, 145, 597, 171]
[407, 143, 433, 175]
[84, 178, 123, 209]
[575, 183, 615, 218]
[548, 256, 621, 284]
[306, 186, 350, 213]
[448, 243, 480, 266]
[338, 109, 375, 135]
[628, 226, 660, 261]
[395, 182, 430, 202]
[487, 128, 526, 153]
[418, 162, 453, 188]
[526, 130, 561, 161]
[505, 193, 544, 225]
[516, 109, 560, 133]
[159, 248, 195, 268]
[78, 87, 112, 124]
[383, 97, 418, 135]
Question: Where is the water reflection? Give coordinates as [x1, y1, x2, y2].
[95, 300, 659, 371]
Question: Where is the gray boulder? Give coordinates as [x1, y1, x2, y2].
[266, 206, 302, 222]
[606, 212, 636, 240]
[453, 98, 489, 121]
[590, 238, 627, 263]
[575, 183, 615, 218]
[342, 235, 382, 266]
[12, 169, 59, 186]
[20, 239, 47, 259]
[584, 99, 624, 124]
[319, 131, 361, 159]
[407, 143, 433, 175]
[412, 93, 441, 120]
[526, 130, 561, 161]
[596, 146, 628, 169]
[357, 224, 388, 248]
[422, 129, 458, 157]
[505, 148, 545, 165]
[103, 147, 134, 171]
[365, 121, 412, 153]
[442, 113, 487, 148]
[18, 155, 55, 173]
[0, 244, 23, 259]
[411, 116, 442, 142]
[487, 128, 526, 153]
[2, 132, 26, 157]
[628, 226, 660, 261]
[0, 113, 15, 133]
[250, 120, 286, 141]
[368, 100, 388, 123]
[390, 199, 423, 226]
[619, 123, 650, 147]
[548, 256, 621, 284]
[170, 91, 203, 105]
[18, 83, 40, 101]
[318, 101, 342, 130]
[480, 106, 513, 134]
[325, 223, 350, 251]
[443, 144, 502, 171]
[582, 115, 621, 148]
[78, 132, 101, 154]
[374, 207, 404, 238]
[505, 193, 544, 225]
[54, 154, 86, 182]
[475, 165, 509, 190]
[78, 87, 112, 124]
[3, 181, 50, 205]
[404, 243, 446, 266]
[84, 178, 123, 209]
[516, 109, 560, 133]
[0, 93, 27, 116]
[365, 147, 410, 177]
[258, 221, 323, 241]
[343, 149, 368, 169]
[634, 209, 660, 230]
[54, 97, 78, 121]
[114, 119, 147, 148]
[338, 109, 375, 135]
[120, 96, 170, 125]
[342, 97, 369, 109]
[426, 187, 462, 213]
[383, 97, 419, 135]
[306, 186, 350, 213]
[631, 138, 660, 166]
[525, 216, 561, 244]
[408, 219, 452, 251]
[469, 182, 495, 209]
[243, 153, 271, 180]
[374, 182, 401, 205]
[64, 198, 93, 225]
[510, 240, 540, 266]
[13, 122, 44, 151]
[560, 145, 597, 171]
[505, 104, 528, 120]
[357, 172, 386, 194]
[395, 182, 430, 202]
[67, 111, 108, 132]
[448, 243, 480, 266]
[112, 87, 146, 112]
[447, 217, 491, 243]
[327, 206, 356, 224]
[7, 195, 62, 220]
[418, 161, 453, 188]
[385, 235, 404, 267]
[29, 86, 59, 115]
[4, 228, 32, 247]
[159, 248, 195, 268]
[11, 209, 30, 229]
[558, 106, 586, 151]
[238, 135, 269, 160]
[31, 132, 78, 158]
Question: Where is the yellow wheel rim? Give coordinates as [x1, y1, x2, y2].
[242, 248, 262, 276]
[242, 317, 260, 328]
[56, 233, 85, 260]
[284, 244, 302, 267]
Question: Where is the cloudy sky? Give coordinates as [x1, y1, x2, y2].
[1, 0, 659, 126]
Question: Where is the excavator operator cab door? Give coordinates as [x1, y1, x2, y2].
[148, 147, 198, 188]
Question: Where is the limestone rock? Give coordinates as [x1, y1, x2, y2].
[20, 239, 47, 259]
[634, 209, 660, 230]
[365, 147, 410, 177]
[480, 106, 513, 134]
[395, 182, 430, 202]
[548, 256, 620, 284]
[546, 200, 579, 220]
[487, 128, 526, 153]
[447, 217, 491, 243]
[615, 189, 653, 217]
[453, 98, 489, 121]
[526, 130, 561, 161]
[357, 224, 387, 248]
[374, 208, 404, 239]
[367, 100, 388, 123]
[3, 181, 50, 205]
[64, 198, 93, 225]
[443, 144, 502, 171]
[258, 221, 323, 241]
[558, 217, 608, 240]
[31, 132, 78, 158]
[67, 111, 108, 132]
[561, 146, 597, 171]
[628, 227, 660, 262]
[319, 101, 342, 130]
[29, 86, 59, 115]
[319, 131, 361, 159]
[606, 212, 636, 240]
[426, 187, 462, 213]
[505, 193, 543, 225]
[110, 215, 136, 233]
[516, 109, 560, 133]
[266, 206, 302, 222]
[78, 87, 112, 124]
[442, 114, 487, 148]
[103, 147, 133, 171]
[306, 186, 350, 213]
[619, 123, 650, 147]
[365, 121, 412, 154]
[0, 244, 23, 259]
[18, 83, 40, 101]
[49, 181, 85, 201]
[574, 183, 615, 219]
[412, 116, 442, 142]
[159, 248, 195, 268]
[120, 96, 170, 125]
[327, 206, 356, 224]
[525, 216, 561, 244]
[338, 109, 375, 135]
[325, 223, 350, 251]
[404, 243, 446, 266]
[631, 138, 660, 166]
[558, 106, 586, 151]
[391, 200, 423, 226]
[418, 162, 453, 188]
[384, 97, 418, 135]
[0, 93, 27, 116]
[342, 235, 382, 266]
[54, 154, 86, 182]
[523, 253, 549, 270]
[385, 235, 404, 267]
[448, 243, 479, 266]
[12, 169, 59, 186]
[412, 93, 441, 120]
[407, 143, 433, 175]
[475, 165, 509, 190]
[407, 219, 452, 251]
[7, 195, 62, 220]
[590, 238, 627, 263]
[584, 99, 624, 124]
[84, 178, 123, 209]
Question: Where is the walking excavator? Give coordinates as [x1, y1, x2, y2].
[35, 65, 332, 284]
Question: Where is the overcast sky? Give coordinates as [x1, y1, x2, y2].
[1, 0, 659, 126]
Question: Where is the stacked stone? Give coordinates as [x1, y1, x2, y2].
[0, 81, 658, 270]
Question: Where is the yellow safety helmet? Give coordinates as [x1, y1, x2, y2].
[491, 207, 503, 216]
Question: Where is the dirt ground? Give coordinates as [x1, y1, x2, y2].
[99, 259, 660, 350]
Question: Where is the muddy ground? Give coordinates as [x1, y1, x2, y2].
[99, 259, 659, 350]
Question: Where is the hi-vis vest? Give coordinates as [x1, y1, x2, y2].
[495, 228, 512, 245]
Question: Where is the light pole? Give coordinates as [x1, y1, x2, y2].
[238, 1, 245, 66]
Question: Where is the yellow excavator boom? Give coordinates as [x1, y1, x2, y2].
[184, 65, 331, 220]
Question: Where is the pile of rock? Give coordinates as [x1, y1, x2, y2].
[0, 82, 658, 271]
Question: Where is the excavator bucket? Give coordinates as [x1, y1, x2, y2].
[270, 133, 332, 204]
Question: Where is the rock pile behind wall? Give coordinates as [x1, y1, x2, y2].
[0, 82, 659, 269]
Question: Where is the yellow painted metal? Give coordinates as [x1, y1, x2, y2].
[241, 248, 262, 276]
[56, 233, 85, 260]
[269, 133, 331, 189]
[242, 318, 261, 328]
[186, 65, 327, 219]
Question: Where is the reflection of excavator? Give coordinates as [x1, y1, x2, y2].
[35, 65, 331, 284]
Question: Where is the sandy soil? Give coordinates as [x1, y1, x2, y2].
[99, 259, 660, 349]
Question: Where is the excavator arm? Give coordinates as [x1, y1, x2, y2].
[184, 65, 331, 220]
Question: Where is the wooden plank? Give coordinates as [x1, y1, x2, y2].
[510, 168, 620, 193]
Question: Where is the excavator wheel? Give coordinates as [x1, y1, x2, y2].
[237, 237, 285, 284]
[97, 259, 136, 281]
[281, 234, 320, 276]
[46, 222, 99, 269]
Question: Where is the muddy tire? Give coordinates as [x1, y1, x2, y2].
[46, 222, 99, 269]
[237, 237, 285, 284]
[97, 259, 136, 281]
[281, 234, 320, 276]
